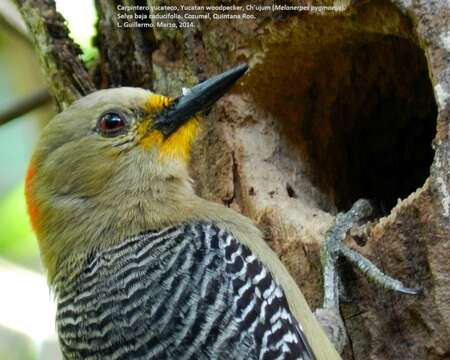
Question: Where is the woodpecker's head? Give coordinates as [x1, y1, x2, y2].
[26, 65, 247, 279]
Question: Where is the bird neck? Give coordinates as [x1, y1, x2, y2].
[38, 176, 204, 283]
[40, 175, 261, 287]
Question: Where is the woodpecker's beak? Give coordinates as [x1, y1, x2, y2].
[153, 64, 248, 137]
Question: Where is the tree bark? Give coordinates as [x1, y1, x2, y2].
[15, 0, 450, 359]
[14, 0, 95, 110]
[94, 0, 156, 88]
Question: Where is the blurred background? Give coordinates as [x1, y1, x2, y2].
[0, 1, 97, 358]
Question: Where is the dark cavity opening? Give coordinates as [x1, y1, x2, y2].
[248, 29, 437, 213]
[310, 36, 437, 211]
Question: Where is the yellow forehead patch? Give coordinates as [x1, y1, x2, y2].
[140, 94, 200, 162]
[145, 94, 172, 113]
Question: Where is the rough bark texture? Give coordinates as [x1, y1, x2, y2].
[14, 0, 95, 110]
[16, 0, 450, 359]
[94, 0, 156, 88]
[151, 1, 450, 359]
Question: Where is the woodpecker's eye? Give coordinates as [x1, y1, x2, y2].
[97, 112, 127, 136]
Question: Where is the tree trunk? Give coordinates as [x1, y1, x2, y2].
[14, 0, 450, 359]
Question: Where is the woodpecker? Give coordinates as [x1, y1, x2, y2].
[25, 65, 341, 359]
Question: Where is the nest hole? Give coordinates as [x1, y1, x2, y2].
[310, 36, 437, 212]
[247, 4, 437, 213]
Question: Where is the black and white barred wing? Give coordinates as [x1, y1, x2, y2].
[200, 223, 315, 360]
[56, 222, 315, 360]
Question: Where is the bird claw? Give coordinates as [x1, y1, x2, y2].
[316, 199, 420, 351]
[397, 286, 422, 296]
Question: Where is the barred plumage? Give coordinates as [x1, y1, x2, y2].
[55, 221, 315, 360]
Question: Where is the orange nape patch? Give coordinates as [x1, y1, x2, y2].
[25, 162, 41, 236]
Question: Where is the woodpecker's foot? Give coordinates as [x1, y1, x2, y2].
[322, 198, 420, 305]
[315, 199, 420, 352]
